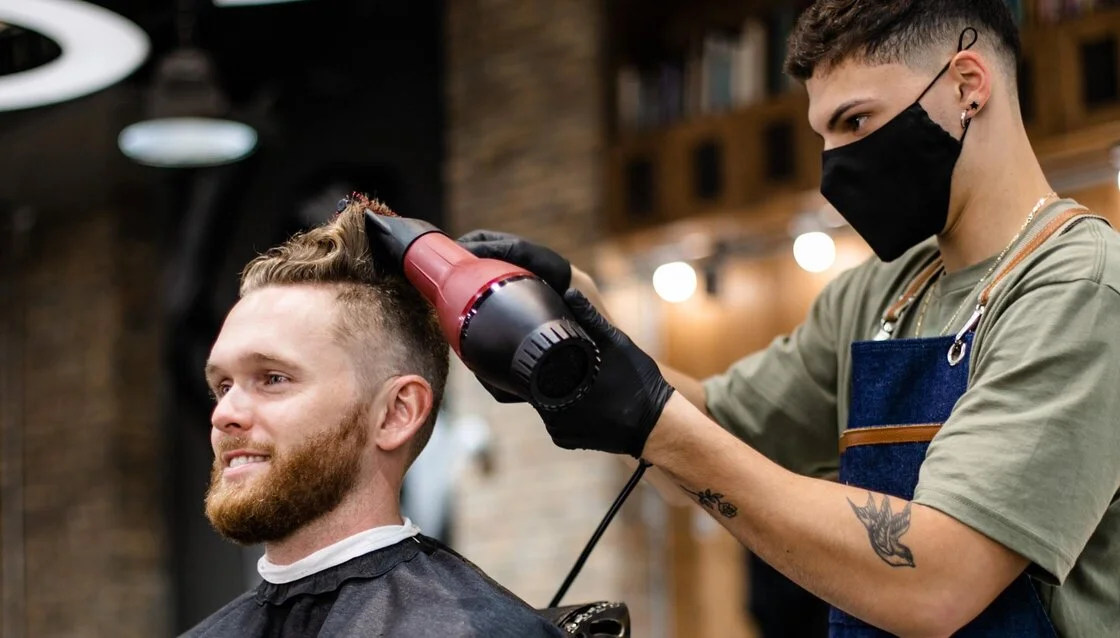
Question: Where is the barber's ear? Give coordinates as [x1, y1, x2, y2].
[371, 375, 433, 453]
[950, 50, 992, 114]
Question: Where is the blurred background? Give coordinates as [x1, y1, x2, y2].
[3, 1, 1120, 637]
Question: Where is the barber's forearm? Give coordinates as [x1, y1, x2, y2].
[642, 394, 1021, 638]
[659, 364, 708, 415]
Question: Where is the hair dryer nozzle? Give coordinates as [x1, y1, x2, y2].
[364, 209, 442, 271]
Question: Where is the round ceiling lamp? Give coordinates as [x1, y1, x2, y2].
[118, 0, 258, 169]
[0, 0, 149, 112]
[118, 117, 258, 168]
[117, 47, 258, 168]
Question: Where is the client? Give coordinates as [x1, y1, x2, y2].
[183, 194, 562, 637]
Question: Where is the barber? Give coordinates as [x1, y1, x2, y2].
[459, 1, 1120, 636]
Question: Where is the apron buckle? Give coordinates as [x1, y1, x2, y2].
[873, 320, 896, 341]
[947, 305, 985, 366]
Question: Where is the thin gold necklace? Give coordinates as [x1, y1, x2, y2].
[912, 270, 942, 337]
[938, 191, 1058, 335]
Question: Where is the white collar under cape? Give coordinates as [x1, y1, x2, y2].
[257, 518, 421, 585]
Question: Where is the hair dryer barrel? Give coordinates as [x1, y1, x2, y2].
[364, 210, 600, 409]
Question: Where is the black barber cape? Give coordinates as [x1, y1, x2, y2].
[181, 535, 564, 638]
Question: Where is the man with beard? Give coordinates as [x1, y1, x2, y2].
[182, 194, 563, 637]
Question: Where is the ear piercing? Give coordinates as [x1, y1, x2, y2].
[961, 101, 981, 130]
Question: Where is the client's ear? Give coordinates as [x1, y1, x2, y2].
[372, 375, 433, 453]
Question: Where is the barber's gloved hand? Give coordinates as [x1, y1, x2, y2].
[537, 289, 675, 458]
[456, 230, 572, 294]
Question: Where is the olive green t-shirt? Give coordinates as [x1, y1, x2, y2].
[703, 200, 1120, 637]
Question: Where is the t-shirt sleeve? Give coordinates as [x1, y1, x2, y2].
[702, 271, 847, 477]
[913, 279, 1120, 585]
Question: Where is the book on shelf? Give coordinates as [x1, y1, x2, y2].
[615, 13, 791, 133]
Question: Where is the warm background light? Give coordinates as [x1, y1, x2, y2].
[652, 261, 698, 303]
[792, 231, 836, 273]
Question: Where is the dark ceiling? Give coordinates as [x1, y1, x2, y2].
[0, 0, 440, 130]
[90, 0, 440, 110]
[0, 0, 445, 218]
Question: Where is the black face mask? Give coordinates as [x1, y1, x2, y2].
[820, 28, 979, 262]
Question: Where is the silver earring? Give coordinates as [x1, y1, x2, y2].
[961, 110, 972, 130]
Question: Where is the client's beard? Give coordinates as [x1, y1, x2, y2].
[204, 401, 370, 545]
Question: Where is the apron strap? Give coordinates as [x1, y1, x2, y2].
[884, 257, 945, 323]
[946, 207, 1109, 366]
[875, 257, 944, 339]
[978, 207, 1104, 306]
[839, 423, 941, 452]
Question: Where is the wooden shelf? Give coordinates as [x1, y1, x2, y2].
[605, 88, 820, 235]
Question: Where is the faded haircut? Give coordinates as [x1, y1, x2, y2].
[784, 0, 1021, 90]
[239, 193, 449, 462]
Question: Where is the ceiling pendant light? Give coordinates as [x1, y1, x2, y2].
[118, 0, 258, 168]
[0, 0, 149, 112]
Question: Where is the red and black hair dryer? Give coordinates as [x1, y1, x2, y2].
[364, 209, 600, 410]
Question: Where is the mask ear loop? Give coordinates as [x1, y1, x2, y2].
[956, 28, 980, 136]
[916, 26, 981, 105]
[957, 26, 980, 54]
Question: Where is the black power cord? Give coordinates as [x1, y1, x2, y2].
[549, 459, 652, 608]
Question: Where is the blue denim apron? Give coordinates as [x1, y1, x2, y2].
[829, 208, 1101, 637]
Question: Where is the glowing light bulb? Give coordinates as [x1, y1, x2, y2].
[793, 232, 836, 273]
[652, 262, 697, 303]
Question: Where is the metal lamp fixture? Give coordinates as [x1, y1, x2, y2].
[118, 47, 257, 168]
[118, 0, 257, 168]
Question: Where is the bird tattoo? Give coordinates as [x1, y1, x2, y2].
[847, 492, 916, 568]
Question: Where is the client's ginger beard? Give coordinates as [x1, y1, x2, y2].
[205, 401, 370, 545]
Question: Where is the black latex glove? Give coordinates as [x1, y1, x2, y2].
[457, 230, 573, 404]
[457, 230, 572, 294]
[536, 289, 675, 458]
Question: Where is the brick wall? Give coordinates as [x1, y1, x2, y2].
[444, 0, 659, 632]
[1, 198, 169, 635]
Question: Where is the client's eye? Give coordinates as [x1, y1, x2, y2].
[264, 374, 288, 386]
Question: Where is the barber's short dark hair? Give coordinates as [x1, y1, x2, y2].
[785, 0, 1021, 84]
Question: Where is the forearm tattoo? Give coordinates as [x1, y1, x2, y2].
[847, 492, 916, 568]
[682, 487, 739, 519]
